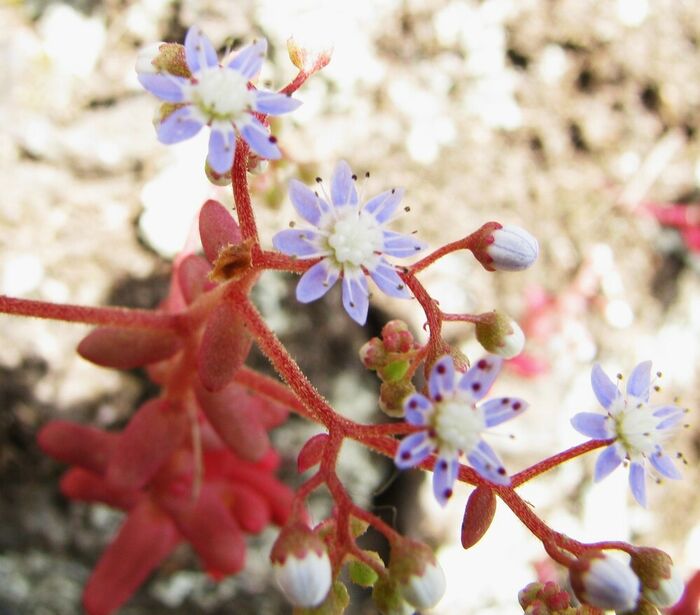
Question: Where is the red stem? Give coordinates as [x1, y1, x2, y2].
[231, 142, 259, 244]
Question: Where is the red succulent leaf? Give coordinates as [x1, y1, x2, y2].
[107, 398, 188, 491]
[60, 467, 141, 510]
[38, 420, 116, 474]
[199, 199, 242, 263]
[297, 433, 329, 473]
[177, 254, 214, 304]
[78, 326, 183, 370]
[252, 392, 289, 429]
[195, 381, 270, 461]
[83, 498, 180, 615]
[160, 484, 246, 577]
[197, 302, 252, 392]
[461, 486, 497, 549]
[227, 483, 271, 534]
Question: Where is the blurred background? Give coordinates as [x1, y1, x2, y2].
[1, 0, 700, 613]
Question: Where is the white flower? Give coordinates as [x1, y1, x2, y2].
[399, 559, 447, 609]
[487, 224, 539, 271]
[571, 553, 640, 612]
[274, 549, 332, 608]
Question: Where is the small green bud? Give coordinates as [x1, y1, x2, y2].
[379, 380, 416, 418]
[475, 310, 525, 358]
[348, 553, 382, 587]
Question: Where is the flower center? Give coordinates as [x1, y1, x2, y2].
[610, 396, 673, 456]
[326, 208, 383, 267]
[187, 67, 253, 121]
[434, 398, 485, 456]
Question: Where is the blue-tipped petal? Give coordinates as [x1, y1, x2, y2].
[184, 26, 218, 74]
[272, 229, 324, 258]
[649, 450, 682, 480]
[395, 432, 434, 469]
[593, 444, 623, 482]
[330, 160, 358, 206]
[591, 363, 620, 410]
[653, 405, 684, 419]
[432, 455, 459, 506]
[428, 355, 456, 400]
[253, 91, 302, 115]
[240, 117, 280, 159]
[629, 461, 647, 506]
[458, 356, 503, 402]
[368, 260, 411, 299]
[482, 397, 528, 427]
[156, 106, 203, 144]
[381, 230, 427, 258]
[467, 440, 510, 486]
[404, 393, 433, 425]
[570, 412, 613, 440]
[207, 128, 236, 174]
[288, 179, 327, 225]
[138, 73, 188, 102]
[364, 188, 404, 223]
[228, 38, 268, 79]
[296, 260, 339, 303]
[627, 360, 652, 401]
[341, 272, 369, 325]
[656, 414, 684, 431]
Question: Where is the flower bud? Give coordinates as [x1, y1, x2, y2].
[359, 337, 387, 370]
[379, 380, 416, 418]
[287, 36, 333, 74]
[135, 41, 190, 78]
[271, 523, 332, 608]
[569, 551, 640, 612]
[630, 547, 684, 608]
[518, 581, 574, 613]
[381, 320, 415, 354]
[475, 310, 525, 358]
[469, 222, 538, 272]
[389, 540, 446, 610]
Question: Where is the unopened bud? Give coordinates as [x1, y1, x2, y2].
[359, 337, 387, 370]
[379, 380, 416, 418]
[518, 581, 574, 613]
[271, 523, 332, 608]
[389, 540, 446, 610]
[287, 36, 333, 74]
[475, 311, 525, 358]
[569, 551, 640, 612]
[381, 320, 415, 353]
[470, 222, 538, 272]
[630, 547, 684, 608]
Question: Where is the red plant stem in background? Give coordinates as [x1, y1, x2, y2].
[231, 143, 259, 244]
[409, 232, 479, 274]
[280, 69, 314, 96]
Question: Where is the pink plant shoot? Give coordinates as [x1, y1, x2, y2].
[0, 22, 694, 615]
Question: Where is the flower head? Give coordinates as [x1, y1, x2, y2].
[389, 540, 446, 610]
[631, 547, 685, 608]
[569, 551, 640, 612]
[571, 361, 686, 506]
[272, 161, 426, 324]
[394, 354, 528, 505]
[137, 26, 301, 174]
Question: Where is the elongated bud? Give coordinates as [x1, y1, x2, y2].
[287, 36, 333, 74]
[630, 547, 684, 608]
[470, 222, 538, 272]
[271, 523, 332, 608]
[475, 310, 525, 358]
[569, 551, 640, 612]
[389, 540, 446, 610]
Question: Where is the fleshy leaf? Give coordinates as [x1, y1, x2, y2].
[197, 302, 252, 392]
[107, 398, 188, 491]
[177, 254, 213, 304]
[60, 468, 141, 510]
[78, 326, 182, 370]
[297, 433, 329, 473]
[199, 199, 243, 263]
[461, 486, 497, 549]
[228, 483, 271, 534]
[83, 499, 180, 615]
[38, 421, 116, 474]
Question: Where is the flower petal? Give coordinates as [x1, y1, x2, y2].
[138, 73, 188, 102]
[594, 444, 623, 482]
[156, 106, 203, 144]
[591, 363, 620, 410]
[239, 117, 281, 159]
[404, 393, 433, 425]
[467, 440, 510, 486]
[395, 431, 434, 469]
[482, 397, 528, 427]
[364, 188, 404, 223]
[341, 272, 369, 325]
[428, 355, 456, 399]
[184, 26, 219, 74]
[330, 160, 358, 207]
[627, 360, 652, 401]
[629, 461, 647, 507]
[254, 91, 302, 115]
[296, 260, 339, 303]
[381, 230, 427, 258]
[228, 38, 268, 80]
[653, 404, 684, 419]
[570, 412, 613, 439]
[649, 449, 682, 480]
[432, 455, 459, 506]
[369, 260, 411, 299]
[458, 356, 503, 401]
[207, 128, 236, 174]
[656, 414, 684, 431]
[288, 179, 328, 225]
[272, 229, 325, 258]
